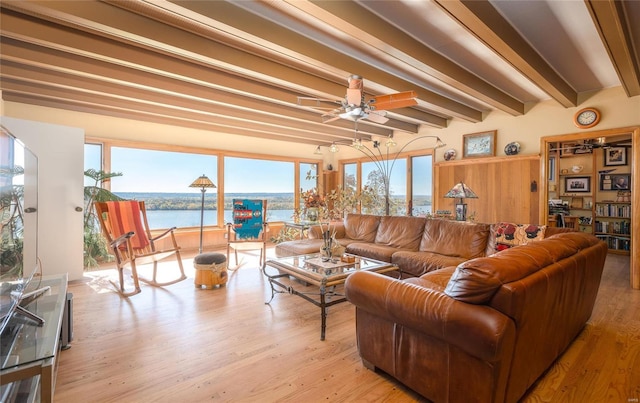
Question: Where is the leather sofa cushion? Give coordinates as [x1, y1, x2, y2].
[405, 266, 457, 292]
[346, 242, 400, 263]
[444, 232, 600, 304]
[344, 213, 381, 242]
[374, 215, 426, 250]
[392, 251, 466, 278]
[275, 239, 323, 257]
[420, 219, 490, 259]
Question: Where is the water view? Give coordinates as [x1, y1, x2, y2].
[116, 192, 432, 230]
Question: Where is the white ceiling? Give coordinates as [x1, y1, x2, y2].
[1, 0, 638, 146]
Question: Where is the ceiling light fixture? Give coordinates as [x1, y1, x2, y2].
[329, 143, 340, 153]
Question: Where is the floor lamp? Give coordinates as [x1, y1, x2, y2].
[189, 174, 216, 254]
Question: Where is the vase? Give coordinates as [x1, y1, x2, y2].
[306, 207, 319, 222]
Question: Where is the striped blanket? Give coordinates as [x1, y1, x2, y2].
[105, 201, 150, 250]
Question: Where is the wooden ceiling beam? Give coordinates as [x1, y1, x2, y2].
[298, 0, 523, 116]
[0, 11, 406, 136]
[113, 1, 464, 124]
[586, 0, 640, 96]
[0, 86, 352, 146]
[434, 0, 578, 108]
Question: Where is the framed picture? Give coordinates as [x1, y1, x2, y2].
[463, 130, 496, 158]
[604, 147, 628, 166]
[559, 142, 578, 157]
[564, 176, 591, 193]
[602, 174, 631, 191]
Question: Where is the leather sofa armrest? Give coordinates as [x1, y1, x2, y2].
[345, 271, 515, 362]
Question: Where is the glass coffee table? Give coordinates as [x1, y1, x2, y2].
[262, 253, 399, 340]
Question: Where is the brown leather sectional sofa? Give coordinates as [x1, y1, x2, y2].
[275, 213, 571, 277]
[275, 214, 608, 402]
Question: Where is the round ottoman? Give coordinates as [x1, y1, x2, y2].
[193, 252, 228, 289]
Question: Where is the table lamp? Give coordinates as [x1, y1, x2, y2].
[444, 181, 478, 221]
[189, 174, 216, 253]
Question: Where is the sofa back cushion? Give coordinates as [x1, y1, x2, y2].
[444, 232, 601, 304]
[419, 219, 490, 259]
[344, 214, 381, 242]
[374, 216, 426, 250]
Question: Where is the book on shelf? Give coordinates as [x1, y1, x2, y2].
[595, 203, 631, 218]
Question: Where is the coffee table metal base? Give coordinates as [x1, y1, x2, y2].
[263, 271, 344, 341]
[262, 254, 398, 341]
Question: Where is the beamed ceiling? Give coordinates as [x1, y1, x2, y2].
[1, 0, 639, 146]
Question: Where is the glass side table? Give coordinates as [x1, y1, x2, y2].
[1, 274, 68, 403]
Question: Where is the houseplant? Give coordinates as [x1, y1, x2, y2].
[83, 169, 124, 268]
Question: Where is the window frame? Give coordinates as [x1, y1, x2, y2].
[85, 137, 323, 229]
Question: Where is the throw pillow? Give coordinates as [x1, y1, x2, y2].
[495, 222, 546, 252]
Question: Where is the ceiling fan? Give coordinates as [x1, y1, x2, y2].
[549, 137, 632, 152]
[298, 74, 418, 124]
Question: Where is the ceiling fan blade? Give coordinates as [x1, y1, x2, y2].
[366, 111, 388, 124]
[373, 91, 418, 110]
[321, 113, 341, 123]
[297, 97, 340, 109]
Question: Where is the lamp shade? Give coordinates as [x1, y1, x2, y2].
[189, 174, 216, 189]
[444, 181, 478, 199]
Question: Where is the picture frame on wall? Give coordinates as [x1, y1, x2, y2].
[564, 176, 591, 193]
[603, 147, 628, 166]
[463, 130, 496, 158]
[601, 173, 631, 191]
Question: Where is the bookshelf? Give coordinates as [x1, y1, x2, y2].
[594, 202, 632, 254]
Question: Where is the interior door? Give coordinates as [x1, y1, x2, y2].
[2, 116, 85, 281]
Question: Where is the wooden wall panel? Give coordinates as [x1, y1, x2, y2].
[434, 155, 541, 224]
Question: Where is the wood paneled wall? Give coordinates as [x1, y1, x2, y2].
[434, 154, 541, 224]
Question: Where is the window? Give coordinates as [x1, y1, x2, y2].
[83, 143, 102, 186]
[361, 158, 407, 215]
[300, 162, 318, 192]
[411, 155, 433, 216]
[224, 156, 294, 222]
[341, 151, 433, 216]
[110, 147, 218, 229]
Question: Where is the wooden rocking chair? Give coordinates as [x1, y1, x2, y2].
[95, 200, 186, 296]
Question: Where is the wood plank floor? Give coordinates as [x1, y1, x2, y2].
[55, 248, 640, 402]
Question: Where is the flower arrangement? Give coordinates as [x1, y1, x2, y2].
[301, 188, 325, 208]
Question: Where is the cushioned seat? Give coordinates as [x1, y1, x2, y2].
[194, 252, 227, 289]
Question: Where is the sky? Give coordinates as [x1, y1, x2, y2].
[84, 144, 432, 196]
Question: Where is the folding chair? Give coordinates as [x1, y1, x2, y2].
[226, 199, 269, 268]
[95, 200, 186, 296]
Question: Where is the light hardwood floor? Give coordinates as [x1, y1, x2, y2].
[55, 248, 639, 402]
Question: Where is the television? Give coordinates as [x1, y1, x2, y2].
[0, 124, 46, 335]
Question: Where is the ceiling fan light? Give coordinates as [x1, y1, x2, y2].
[352, 139, 363, 150]
[329, 143, 340, 153]
[385, 136, 397, 148]
[339, 107, 368, 121]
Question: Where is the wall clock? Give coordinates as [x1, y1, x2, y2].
[574, 107, 601, 129]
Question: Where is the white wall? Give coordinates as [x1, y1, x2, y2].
[0, 116, 85, 281]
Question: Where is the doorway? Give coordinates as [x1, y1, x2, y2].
[540, 127, 639, 290]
